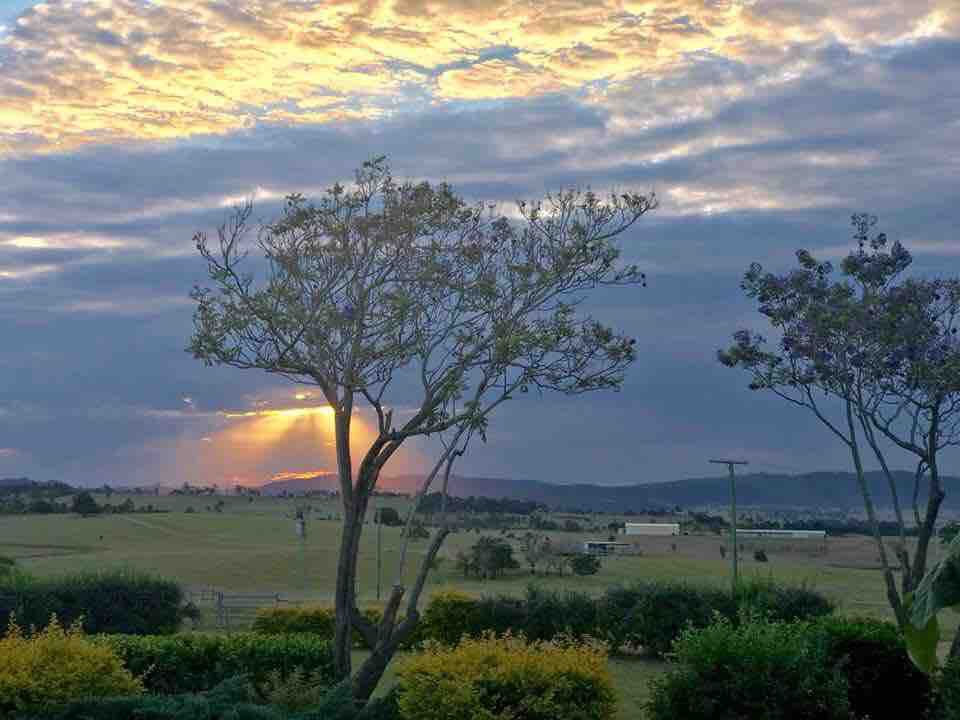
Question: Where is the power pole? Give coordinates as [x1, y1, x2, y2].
[375, 505, 382, 601]
[709, 458, 748, 594]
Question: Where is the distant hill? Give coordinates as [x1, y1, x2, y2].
[259, 469, 960, 512]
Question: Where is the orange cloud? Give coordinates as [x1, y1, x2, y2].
[0, 0, 955, 151]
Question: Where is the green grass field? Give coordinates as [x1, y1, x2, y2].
[0, 491, 949, 718]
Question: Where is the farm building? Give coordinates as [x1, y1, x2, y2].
[583, 541, 634, 556]
[736, 529, 827, 540]
[623, 522, 681, 536]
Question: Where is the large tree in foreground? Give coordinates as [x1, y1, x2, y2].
[720, 215, 960, 641]
[188, 157, 655, 700]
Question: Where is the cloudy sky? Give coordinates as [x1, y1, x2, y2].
[0, 0, 958, 488]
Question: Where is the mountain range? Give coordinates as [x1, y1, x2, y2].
[258, 470, 960, 512]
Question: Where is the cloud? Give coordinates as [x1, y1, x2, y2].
[0, 0, 956, 151]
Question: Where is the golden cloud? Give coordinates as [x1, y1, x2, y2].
[0, 0, 955, 152]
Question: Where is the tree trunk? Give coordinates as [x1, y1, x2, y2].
[846, 401, 906, 627]
[333, 505, 361, 680]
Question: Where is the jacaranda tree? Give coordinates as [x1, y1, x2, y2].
[188, 157, 655, 700]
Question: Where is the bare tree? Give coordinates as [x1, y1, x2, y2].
[189, 157, 655, 700]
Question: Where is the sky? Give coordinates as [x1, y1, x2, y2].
[0, 0, 958, 488]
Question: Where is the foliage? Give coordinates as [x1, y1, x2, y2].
[905, 533, 960, 672]
[376, 507, 403, 527]
[419, 590, 478, 646]
[941, 522, 960, 545]
[188, 156, 655, 691]
[571, 554, 602, 576]
[97, 632, 335, 694]
[646, 616, 849, 720]
[939, 657, 960, 720]
[734, 578, 835, 624]
[0, 568, 185, 636]
[253, 607, 336, 639]
[456, 536, 519, 579]
[0, 616, 143, 716]
[814, 616, 934, 720]
[418, 493, 545, 516]
[256, 667, 331, 712]
[70, 491, 100, 517]
[720, 215, 960, 629]
[395, 633, 616, 720]
[595, 580, 832, 657]
[0, 556, 14, 578]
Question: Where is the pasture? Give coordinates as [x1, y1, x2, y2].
[0, 491, 950, 718]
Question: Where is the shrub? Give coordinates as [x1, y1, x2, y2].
[607, 582, 734, 657]
[596, 580, 832, 656]
[0, 556, 15, 578]
[522, 586, 599, 641]
[0, 568, 185, 636]
[419, 590, 479, 645]
[646, 616, 849, 720]
[736, 578, 834, 623]
[0, 616, 143, 716]
[253, 607, 335, 640]
[571, 554, 601, 576]
[396, 633, 616, 720]
[257, 667, 331, 712]
[940, 657, 960, 720]
[98, 632, 335, 694]
[814, 616, 933, 720]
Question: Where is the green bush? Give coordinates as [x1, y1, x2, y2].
[571, 554, 601, 576]
[253, 607, 336, 639]
[98, 632, 335, 694]
[609, 582, 735, 657]
[940, 658, 960, 720]
[396, 633, 616, 720]
[0, 569, 185, 636]
[521, 586, 599, 641]
[419, 590, 478, 645]
[736, 578, 835, 623]
[814, 616, 933, 720]
[646, 616, 849, 720]
[596, 580, 832, 657]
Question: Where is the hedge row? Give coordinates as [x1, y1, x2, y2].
[96, 633, 336, 694]
[411, 580, 833, 657]
[0, 569, 185, 636]
[647, 615, 936, 720]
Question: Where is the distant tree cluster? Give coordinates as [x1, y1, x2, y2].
[455, 536, 520, 579]
[418, 493, 545, 516]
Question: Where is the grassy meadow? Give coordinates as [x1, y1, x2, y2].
[1, 491, 949, 718]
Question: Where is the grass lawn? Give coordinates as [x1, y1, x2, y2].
[2, 492, 954, 717]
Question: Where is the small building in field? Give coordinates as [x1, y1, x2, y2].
[623, 522, 681, 536]
[736, 529, 827, 540]
[583, 540, 634, 556]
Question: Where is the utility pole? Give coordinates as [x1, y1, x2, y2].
[375, 505, 382, 601]
[709, 459, 748, 593]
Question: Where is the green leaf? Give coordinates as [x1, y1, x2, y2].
[904, 533, 960, 672]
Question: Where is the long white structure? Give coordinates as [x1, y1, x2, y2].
[736, 529, 827, 540]
[623, 522, 681, 536]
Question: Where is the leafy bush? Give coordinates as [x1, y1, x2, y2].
[0, 568, 185, 636]
[736, 578, 835, 623]
[419, 590, 478, 645]
[571, 554, 601, 576]
[646, 616, 849, 720]
[521, 586, 599, 641]
[253, 606, 336, 640]
[596, 580, 832, 657]
[940, 657, 960, 720]
[98, 632, 335, 694]
[0, 616, 143, 716]
[257, 667, 331, 712]
[814, 616, 933, 720]
[604, 582, 735, 657]
[0, 556, 15, 578]
[396, 633, 616, 720]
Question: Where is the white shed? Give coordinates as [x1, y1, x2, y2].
[623, 522, 680, 536]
